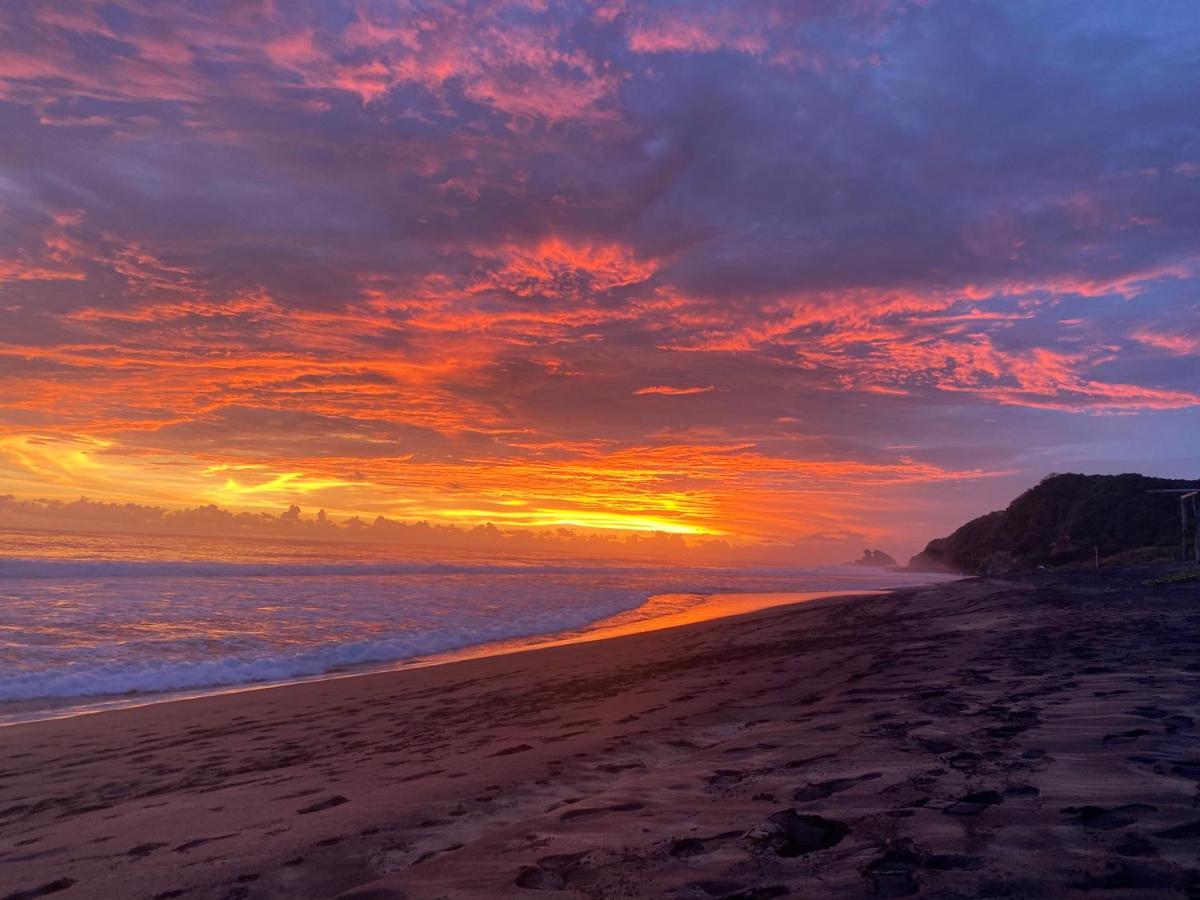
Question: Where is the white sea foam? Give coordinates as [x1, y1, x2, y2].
[0, 569, 646, 701]
[0, 595, 641, 700]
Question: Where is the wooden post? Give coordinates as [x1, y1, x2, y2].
[1147, 488, 1200, 563]
[1184, 495, 1191, 561]
[1193, 493, 1200, 563]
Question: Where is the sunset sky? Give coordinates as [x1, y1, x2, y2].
[0, 0, 1197, 560]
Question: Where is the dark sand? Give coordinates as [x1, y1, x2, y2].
[2, 570, 1200, 899]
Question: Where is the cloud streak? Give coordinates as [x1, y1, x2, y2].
[633, 385, 716, 396]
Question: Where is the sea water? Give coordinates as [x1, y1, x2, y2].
[0, 530, 949, 723]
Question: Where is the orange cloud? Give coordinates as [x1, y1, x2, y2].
[633, 385, 716, 395]
[474, 236, 661, 297]
[0, 259, 87, 282]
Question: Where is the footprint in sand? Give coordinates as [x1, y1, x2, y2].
[1115, 833, 1159, 857]
[1169, 760, 1200, 779]
[669, 837, 708, 858]
[173, 832, 240, 853]
[490, 743, 533, 757]
[514, 851, 589, 890]
[1129, 705, 1170, 719]
[784, 752, 837, 769]
[1003, 784, 1040, 798]
[861, 841, 985, 894]
[126, 841, 168, 858]
[1063, 804, 1156, 830]
[863, 848, 923, 897]
[946, 751, 981, 770]
[559, 801, 645, 821]
[296, 795, 348, 815]
[411, 842, 464, 865]
[792, 772, 881, 801]
[1068, 862, 1177, 891]
[943, 790, 1003, 816]
[515, 866, 566, 891]
[747, 810, 849, 857]
[705, 769, 744, 786]
[914, 738, 957, 754]
[675, 882, 787, 899]
[2, 877, 77, 900]
[598, 762, 645, 774]
[1154, 820, 1200, 840]
[1101, 729, 1151, 744]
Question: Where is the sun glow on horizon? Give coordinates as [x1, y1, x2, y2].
[433, 506, 719, 536]
[0, 431, 727, 537]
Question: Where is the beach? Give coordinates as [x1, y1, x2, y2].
[2, 570, 1199, 899]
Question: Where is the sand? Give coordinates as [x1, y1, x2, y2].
[2, 570, 1199, 899]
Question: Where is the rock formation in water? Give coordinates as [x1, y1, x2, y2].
[845, 549, 898, 568]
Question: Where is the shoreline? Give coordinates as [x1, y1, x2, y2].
[3, 569, 1199, 898]
[0, 585, 913, 729]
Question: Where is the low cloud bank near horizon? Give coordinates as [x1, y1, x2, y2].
[0, 494, 884, 567]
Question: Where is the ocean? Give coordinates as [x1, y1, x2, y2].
[0, 529, 950, 724]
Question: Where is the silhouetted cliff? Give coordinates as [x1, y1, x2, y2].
[908, 473, 1198, 574]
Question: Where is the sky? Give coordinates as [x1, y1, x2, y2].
[0, 0, 1198, 562]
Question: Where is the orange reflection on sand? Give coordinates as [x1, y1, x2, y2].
[384, 590, 893, 671]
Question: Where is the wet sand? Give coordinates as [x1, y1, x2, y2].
[2, 570, 1199, 899]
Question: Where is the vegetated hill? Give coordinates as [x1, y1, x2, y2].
[909, 473, 1198, 574]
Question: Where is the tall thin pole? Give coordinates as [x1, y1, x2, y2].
[1184, 495, 1191, 561]
[1193, 494, 1200, 563]
[1148, 489, 1200, 563]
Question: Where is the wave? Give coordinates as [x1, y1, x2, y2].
[0, 557, 939, 582]
[0, 592, 643, 701]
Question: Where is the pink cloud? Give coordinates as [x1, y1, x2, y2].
[829, 332, 1200, 413]
[627, 15, 768, 55]
[0, 1, 621, 124]
[0, 209, 90, 283]
[1131, 326, 1200, 357]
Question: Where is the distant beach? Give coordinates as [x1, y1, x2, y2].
[3, 570, 1199, 898]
